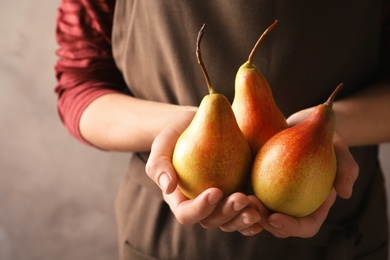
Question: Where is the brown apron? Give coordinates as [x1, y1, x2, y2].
[112, 1, 389, 259]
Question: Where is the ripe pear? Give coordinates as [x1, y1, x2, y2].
[172, 24, 252, 199]
[232, 20, 288, 158]
[251, 83, 344, 217]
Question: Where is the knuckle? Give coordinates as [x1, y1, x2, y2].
[175, 214, 194, 226]
[171, 205, 197, 226]
[145, 160, 161, 179]
[351, 161, 360, 176]
[173, 212, 186, 225]
[301, 226, 320, 238]
[144, 158, 154, 175]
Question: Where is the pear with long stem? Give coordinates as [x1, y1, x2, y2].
[232, 20, 288, 158]
[172, 24, 252, 199]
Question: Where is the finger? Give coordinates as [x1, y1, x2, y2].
[219, 207, 262, 233]
[238, 224, 264, 236]
[333, 133, 359, 199]
[145, 126, 180, 194]
[246, 195, 272, 224]
[267, 189, 337, 238]
[199, 193, 250, 230]
[164, 187, 223, 226]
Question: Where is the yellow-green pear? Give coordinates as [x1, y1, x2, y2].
[172, 24, 252, 199]
[251, 83, 343, 217]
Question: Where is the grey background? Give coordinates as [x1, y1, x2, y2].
[0, 1, 389, 260]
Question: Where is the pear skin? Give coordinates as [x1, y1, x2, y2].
[251, 83, 343, 217]
[232, 20, 288, 158]
[173, 92, 252, 199]
[172, 24, 252, 199]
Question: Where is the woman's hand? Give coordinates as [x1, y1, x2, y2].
[163, 188, 263, 236]
[251, 189, 337, 238]
[145, 117, 263, 236]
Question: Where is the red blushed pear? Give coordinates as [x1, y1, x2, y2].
[232, 20, 288, 158]
[251, 83, 343, 217]
[172, 24, 252, 199]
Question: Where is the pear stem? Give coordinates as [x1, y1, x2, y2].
[325, 83, 344, 108]
[248, 20, 279, 65]
[196, 23, 216, 95]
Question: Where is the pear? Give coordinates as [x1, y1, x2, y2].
[232, 20, 288, 158]
[172, 24, 252, 199]
[251, 83, 343, 217]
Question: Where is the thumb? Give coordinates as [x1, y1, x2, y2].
[146, 126, 180, 194]
[333, 132, 359, 199]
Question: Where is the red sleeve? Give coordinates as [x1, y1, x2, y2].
[54, 0, 127, 145]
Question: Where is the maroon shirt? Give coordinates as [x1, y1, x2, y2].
[55, 0, 125, 145]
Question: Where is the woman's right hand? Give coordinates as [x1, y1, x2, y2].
[145, 117, 263, 236]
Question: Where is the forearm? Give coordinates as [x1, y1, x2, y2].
[79, 92, 197, 152]
[334, 83, 390, 146]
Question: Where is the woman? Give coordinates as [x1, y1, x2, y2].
[55, 0, 390, 259]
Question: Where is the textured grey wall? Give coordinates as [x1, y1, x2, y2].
[0, 1, 127, 259]
[0, 1, 389, 260]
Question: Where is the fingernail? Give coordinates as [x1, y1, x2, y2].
[207, 192, 222, 205]
[270, 221, 283, 229]
[243, 217, 252, 225]
[158, 173, 170, 192]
